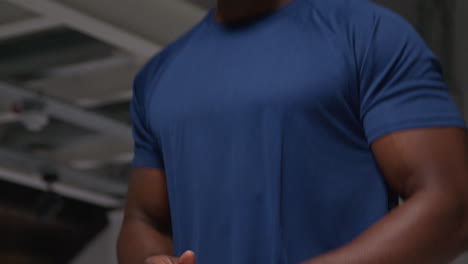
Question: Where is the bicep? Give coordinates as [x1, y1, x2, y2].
[124, 168, 172, 234]
[371, 127, 468, 199]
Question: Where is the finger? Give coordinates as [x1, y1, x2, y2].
[178, 250, 196, 264]
[145, 256, 178, 264]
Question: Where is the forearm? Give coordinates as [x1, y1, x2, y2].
[305, 190, 468, 264]
[117, 216, 174, 264]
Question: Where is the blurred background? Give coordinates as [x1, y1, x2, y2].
[0, 0, 466, 263]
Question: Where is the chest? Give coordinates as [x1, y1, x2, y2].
[147, 25, 355, 133]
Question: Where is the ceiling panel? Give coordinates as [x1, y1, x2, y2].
[0, 1, 38, 24]
[58, 0, 206, 45]
[0, 27, 114, 80]
[25, 58, 139, 105]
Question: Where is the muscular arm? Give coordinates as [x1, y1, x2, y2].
[305, 127, 468, 264]
[117, 168, 174, 264]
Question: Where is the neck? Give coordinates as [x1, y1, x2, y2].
[215, 0, 294, 24]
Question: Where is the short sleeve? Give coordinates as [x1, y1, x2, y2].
[357, 6, 466, 144]
[130, 63, 164, 169]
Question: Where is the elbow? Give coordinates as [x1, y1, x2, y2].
[418, 187, 468, 250]
[457, 197, 468, 249]
[448, 185, 468, 249]
[437, 189, 468, 250]
[116, 222, 126, 263]
[116, 218, 133, 264]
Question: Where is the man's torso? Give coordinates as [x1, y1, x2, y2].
[141, 1, 395, 263]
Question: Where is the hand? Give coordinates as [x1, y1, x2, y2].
[145, 251, 196, 264]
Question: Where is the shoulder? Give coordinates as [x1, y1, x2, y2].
[135, 11, 211, 84]
[304, 0, 427, 65]
[136, 21, 205, 83]
[304, 0, 414, 34]
[133, 15, 209, 97]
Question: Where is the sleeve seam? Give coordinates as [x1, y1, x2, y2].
[366, 116, 467, 144]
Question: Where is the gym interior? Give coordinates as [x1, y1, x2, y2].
[0, 0, 467, 263]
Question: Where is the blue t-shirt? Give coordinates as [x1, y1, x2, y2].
[131, 0, 465, 263]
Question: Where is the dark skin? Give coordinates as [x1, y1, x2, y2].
[117, 1, 468, 263]
[303, 127, 468, 264]
[214, 0, 294, 24]
[117, 167, 191, 264]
